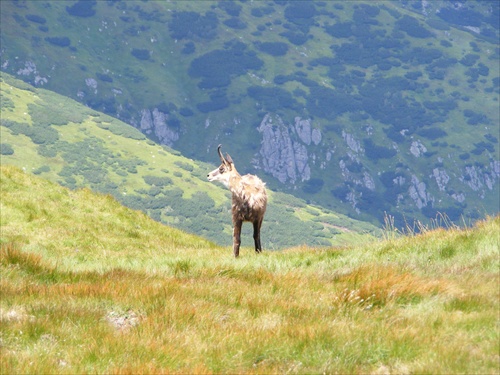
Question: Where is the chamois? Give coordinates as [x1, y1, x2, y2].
[207, 145, 267, 257]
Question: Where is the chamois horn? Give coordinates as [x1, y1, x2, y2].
[218, 144, 227, 165]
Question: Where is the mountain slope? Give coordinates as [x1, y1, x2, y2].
[0, 164, 217, 271]
[1, 0, 498, 227]
[1, 162, 498, 374]
[1, 72, 377, 248]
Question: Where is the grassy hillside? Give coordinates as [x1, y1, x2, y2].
[1, 0, 498, 228]
[1, 164, 499, 374]
[0, 72, 377, 248]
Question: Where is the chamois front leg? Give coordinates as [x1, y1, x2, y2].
[253, 218, 263, 253]
[233, 219, 243, 258]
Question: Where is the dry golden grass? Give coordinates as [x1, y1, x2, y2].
[1, 165, 499, 374]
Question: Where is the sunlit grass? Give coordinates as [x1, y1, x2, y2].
[1, 165, 499, 374]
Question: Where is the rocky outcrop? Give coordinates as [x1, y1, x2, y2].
[408, 175, 434, 209]
[85, 78, 98, 94]
[295, 117, 312, 145]
[16, 61, 48, 85]
[432, 168, 450, 192]
[294, 117, 322, 146]
[342, 131, 363, 154]
[257, 114, 317, 184]
[140, 108, 179, 147]
[459, 161, 500, 199]
[410, 140, 427, 157]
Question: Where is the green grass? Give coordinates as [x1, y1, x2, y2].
[1, 71, 378, 249]
[1, 0, 499, 230]
[1, 165, 499, 374]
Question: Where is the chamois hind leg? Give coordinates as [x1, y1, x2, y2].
[253, 218, 263, 253]
[233, 219, 242, 257]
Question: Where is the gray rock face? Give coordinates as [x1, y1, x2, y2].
[409, 175, 433, 209]
[294, 117, 312, 145]
[342, 131, 362, 154]
[410, 140, 427, 157]
[16, 61, 48, 85]
[85, 78, 98, 92]
[311, 128, 322, 145]
[294, 117, 322, 146]
[432, 168, 450, 192]
[140, 108, 179, 147]
[257, 114, 312, 184]
[459, 162, 500, 199]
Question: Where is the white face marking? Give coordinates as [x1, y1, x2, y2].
[207, 165, 231, 188]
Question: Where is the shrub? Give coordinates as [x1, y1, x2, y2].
[280, 31, 309, 46]
[174, 161, 194, 172]
[197, 93, 229, 112]
[460, 54, 480, 67]
[28, 103, 70, 126]
[248, 86, 298, 112]
[1, 95, 15, 110]
[191, 192, 215, 212]
[471, 142, 494, 155]
[400, 47, 442, 65]
[45, 36, 71, 47]
[131, 49, 150, 61]
[251, 6, 275, 18]
[416, 128, 447, 140]
[325, 22, 353, 38]
[29, 127, 59, 145]
[66, 1, 96, 17]
[12, 13, 28, 27]
[274, 75, 290, 85]
[355, 187, 387, 212]
[0, 143, 14, 155]
[189, 44, 263, 89]
[396, 15, 433, 38]
[306, 86, 356, 120]
[97, 121, 145, 140]
[345, 161, 363, 173]
[463, 110, 489, 125]
[143, 175, 173, 186]
[181, 42, 195, 55]
[218, 1, 241, 16]
[33, 165, 50, 175]
[256, 42, 288, 56]
[284, 1, 316, 32]
[179, 107, 194, 117]
[96, 73, 113, 83]
[484, 134, 498, 144]
[58, 165, 76, 178]
[331, 185, 350, 201]
[363, 139, 396, 160]
[437, 7, 482, 27]
[37, 145, 57, 158]
[223, 18, 246, 30]
[405, 71, 422, 80]
[169, 11, 219, 40]
[25, 14, 46, 24]
[302, 178, 324, 194]
[477, 63, 489, 77]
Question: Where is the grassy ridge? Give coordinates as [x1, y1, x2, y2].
[0, 72, 378, 249]
[1, 165, 499, 374]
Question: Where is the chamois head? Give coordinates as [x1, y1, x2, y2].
[207, 144, 235, 188]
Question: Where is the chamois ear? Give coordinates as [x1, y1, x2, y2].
[225, 153, 233, 165]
